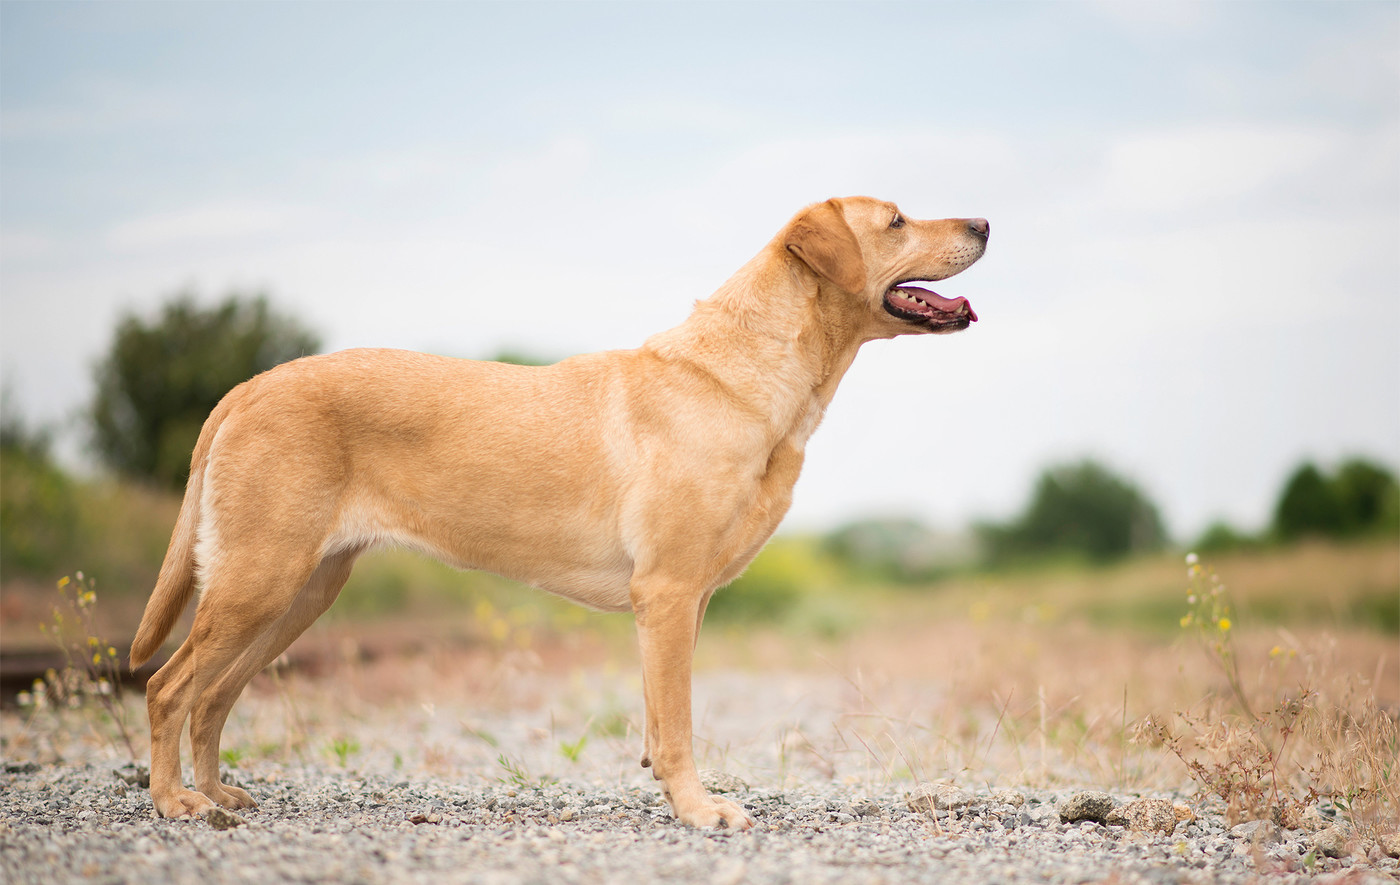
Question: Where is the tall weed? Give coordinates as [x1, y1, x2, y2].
[1136, 554, 1398, 834]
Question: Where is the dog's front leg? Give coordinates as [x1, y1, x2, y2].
[632, 576, 754, 830]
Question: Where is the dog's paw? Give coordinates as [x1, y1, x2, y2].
[674, 794, 754, 830]
[207, 783, 258, 810]
[152, 788, 216, 819]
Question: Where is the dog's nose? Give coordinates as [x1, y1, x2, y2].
[968, 218, 989, 239]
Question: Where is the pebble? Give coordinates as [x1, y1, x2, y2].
[204, 807, 246, 830]
[697, 770, 748, 794]
[905, 782, 970, 813]
[1058, 790, 1115, 824]
[1313, 825, 1349, 858]
[1110, 798, 1178, 835]
[1230, 819, 1282, 844]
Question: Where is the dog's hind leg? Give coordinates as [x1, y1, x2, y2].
[188, 548, 361, 810]
[144, 554, 322, 819]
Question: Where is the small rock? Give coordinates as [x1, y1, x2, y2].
[1230, 819, 1281, 844]
[989, 788, 1025, 808]
[204, 807, 245, 830]
[1299, 804, 1337, 832]
[1110, 798, 1179, 835]
[1378, 834, 1400, 859]
[4, 762, 40, 774]
[114, 764, 150, 789]
[559, 808, 576, 822]
[1058, 791, 1115, 824]
[1313, 825, 1348, 858]
[906, 783, 971, 814]
[1173, 803, 1195, 825]
[408, 812, 441, 825]
[698, 770, 748, 794]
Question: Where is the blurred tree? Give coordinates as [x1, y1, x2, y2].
[1332, 458, 1399, 535]
[1273, 463, 1345, 540]
[90, 293, 320, 490]
[978, 459, 1167, 564]
[1273, 458, 1398, 540]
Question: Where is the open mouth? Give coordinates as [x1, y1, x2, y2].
[882, 282, 978, 329]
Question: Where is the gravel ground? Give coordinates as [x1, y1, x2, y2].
[2, 665, 1396, 884]
[2, 761, 1396, 885]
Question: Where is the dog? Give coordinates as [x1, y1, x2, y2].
[129, 196, 988, 829]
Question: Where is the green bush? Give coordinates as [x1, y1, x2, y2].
[977, 459, 1167, 565]
[1272, 459, 1398, 541]
[1193, 520, 1262, 554]
[0, 447, 84, 577]
[707, 539, 835, 623]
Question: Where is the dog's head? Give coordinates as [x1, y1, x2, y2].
[784, 196, 987, 338]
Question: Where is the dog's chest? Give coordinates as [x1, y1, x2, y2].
[781, 393, 827, 452]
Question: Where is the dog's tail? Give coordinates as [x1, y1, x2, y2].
[129, 390, 240, 670]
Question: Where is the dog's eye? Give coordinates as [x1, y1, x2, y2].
[889, 214, 905, 229]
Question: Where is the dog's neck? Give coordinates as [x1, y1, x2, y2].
[641, 245, 867, 445]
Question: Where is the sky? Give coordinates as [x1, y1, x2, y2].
[1, 1, 1397, 542]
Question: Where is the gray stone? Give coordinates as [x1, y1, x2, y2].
[906, 783, 972, 814]
[113, 764, 150, 789]
[204, 807, 245, 830]
[1058, 791, 1116, 824]
[1230, 819, 1280, 844]
[697, 770, 748, 794]
[1313, 825, 1349, 858]
[1299, 803, 1337, 832]
[988, 788, 1025, 808]
[1109, 798, 1179, 835]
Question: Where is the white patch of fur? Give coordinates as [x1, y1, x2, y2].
[319, 498, 408, 560]
[192, 459, 222, 601]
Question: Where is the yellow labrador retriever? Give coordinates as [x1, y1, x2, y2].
[129, 196, 988, 829]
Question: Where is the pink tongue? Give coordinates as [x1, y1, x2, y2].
[906, 287, 978, 323]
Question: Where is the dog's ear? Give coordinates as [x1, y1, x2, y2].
[784, 199, 867, 293]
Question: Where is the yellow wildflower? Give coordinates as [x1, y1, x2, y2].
[1217, 617, 1231, 632]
